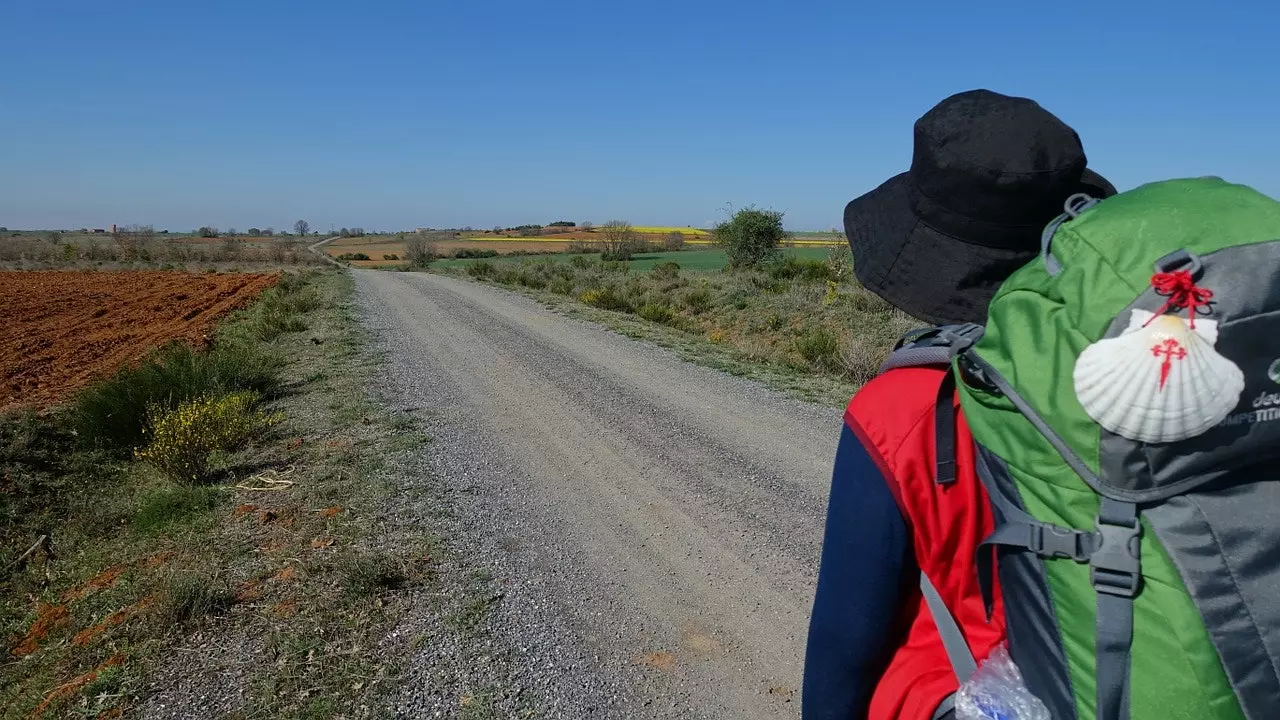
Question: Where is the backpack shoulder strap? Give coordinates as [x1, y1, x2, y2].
[879, 323, 985, 485]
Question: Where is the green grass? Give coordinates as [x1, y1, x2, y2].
[435, 247, 916, 405]
[433, 246, 832, 272]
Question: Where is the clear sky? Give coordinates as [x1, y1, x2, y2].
[2, 1, 1277, 232]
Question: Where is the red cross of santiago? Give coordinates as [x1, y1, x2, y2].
[1152, 338, 1187, 391]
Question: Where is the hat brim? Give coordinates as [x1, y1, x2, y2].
[843, 168, 1116, 325]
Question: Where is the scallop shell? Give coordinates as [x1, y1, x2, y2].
[1073, 310, 1244, 443]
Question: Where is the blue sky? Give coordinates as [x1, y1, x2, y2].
[1, 1, 1276, 232]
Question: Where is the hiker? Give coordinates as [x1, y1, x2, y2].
[801, 89, 1117, 720]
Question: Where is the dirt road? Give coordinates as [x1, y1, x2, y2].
[355, 270, 842, 719]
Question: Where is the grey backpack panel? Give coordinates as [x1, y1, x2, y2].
[1095, 242, 1280, 501]
[1143, 477, 1280, 718]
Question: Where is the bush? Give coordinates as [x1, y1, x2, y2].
[453, 248, 499, 259]
[406, 235, 435, 268]
[568, 255, 592, 269]
[794, 326, 841, 370]
[549, 278, 575, 295]
[517, 271, 547, 289]
[134, 391, 281, 483]
[638, 302, 677, 324]
[467, 260, 495, 278]
[71, 341, 280, 451]
[651, 261, 680, 280]
[769, 256, 833, 282]
[383, 254, 399, 260]
[337, 252, 371, 261]
[579, 287, 631, 312]
[714, 207, 789, 267]
[340, 551, 410, 597]
[664, 232, 685, 251]
[681, 288, 713, 315]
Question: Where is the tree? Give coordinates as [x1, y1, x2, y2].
[405, 234, 435, 268]
[294, 219, 310, 236]
[580, 221, 593, 232]
[714, 206, 788, 267]
[264, 227, 274, 236]
[197, 226, 219, 238]
[113, 224, 156, 261]
[664, 231, 685, 251]
[247, 228, 263, 237]
[599, 220, 640, 261]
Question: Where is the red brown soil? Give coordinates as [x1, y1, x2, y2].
[71, 607, 134, 647]
[0, 270, 279, 411]
[10, 602, 70, 657]
[31, 653, 125, 718]
[61, 564, 127, 603]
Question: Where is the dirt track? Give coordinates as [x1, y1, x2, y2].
[355, 270, 841, 719]
[0, 271, 278, 410]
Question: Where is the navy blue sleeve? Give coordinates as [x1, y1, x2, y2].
[802, 423, 912, 719]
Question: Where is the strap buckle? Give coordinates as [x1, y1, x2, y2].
[938, 323, 985, 356]
[1029, 523, 1092, 562]
[1090, 515, 1143, 598]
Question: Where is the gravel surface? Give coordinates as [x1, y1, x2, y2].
[355, 270, 843, 720]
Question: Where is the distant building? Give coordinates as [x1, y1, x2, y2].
[90, 229, 106, 234]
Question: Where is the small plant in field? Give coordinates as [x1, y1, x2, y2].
[822, 280, 841, 306]
[681, 288, 713, 315]
[467, 261, 494, 278]
[794, 326, 841, 370]
[383, 254, 399, 260]
[708, 328, 729, 344]
[135, 392, 281, 483]
[579, 287, 630, 312]
[339, 551, 410, 597]
[549, 278, 575, 295]
[156, 573, 236, 626]
[637, 302, 677, 324]
[651, 261, 680, 280]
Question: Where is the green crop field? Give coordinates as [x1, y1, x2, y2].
[432, 247, 834, 273]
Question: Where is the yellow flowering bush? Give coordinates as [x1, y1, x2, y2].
[135, 392, 281, 483]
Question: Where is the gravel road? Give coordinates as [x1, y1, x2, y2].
[355, 270, 843, 719]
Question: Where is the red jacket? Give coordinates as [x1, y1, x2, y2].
[848, 366, 1006, 719]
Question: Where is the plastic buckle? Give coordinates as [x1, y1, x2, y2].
[939, 323, 985, 356]
[1030, 523, 1091, 562]
[1090, 516, 1143, 598]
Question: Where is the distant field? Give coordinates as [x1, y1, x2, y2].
[432, 247, 834, 272]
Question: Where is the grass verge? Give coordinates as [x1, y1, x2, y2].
[1, 267, 505, 718]
[434, 248, 918, 407]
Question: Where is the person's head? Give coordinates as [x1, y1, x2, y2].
[843, 89, 1117, 325]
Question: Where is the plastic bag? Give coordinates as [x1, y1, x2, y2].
[954, 644, 1052, 720]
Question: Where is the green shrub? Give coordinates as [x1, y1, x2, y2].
[714, 207, 789, 268]
[339, 551, 410, 596]
[568, 255, 592, 269]
[467, 260, 495, 278]
[681, 288, 713, 315]
[134, 391, 282, 483]
[549, 278, 575, 295]
[794, 326, 841, 370]
[337, 253, 371, 261]
[769, 256, 833, 282]
[651, 262, 680, 280]
[637, 302, 677, 324]
[454, 248, 500, 259]
[71, 342, 280, 451]
[517, 271, 548, 289]
[579, 287, 631, 312]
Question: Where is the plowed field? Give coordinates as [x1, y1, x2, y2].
[0, 271, 279, 410]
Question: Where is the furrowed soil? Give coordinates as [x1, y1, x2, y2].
[0, 270, 278, 410]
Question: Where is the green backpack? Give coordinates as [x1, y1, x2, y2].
[908, 176, 1280, 720]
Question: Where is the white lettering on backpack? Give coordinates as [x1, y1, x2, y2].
[1219, 391, 1280, 427]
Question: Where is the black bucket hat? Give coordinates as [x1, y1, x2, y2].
[843, 89, 1117, 325]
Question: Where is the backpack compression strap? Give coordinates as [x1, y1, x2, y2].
[960, 349, 1141, 720]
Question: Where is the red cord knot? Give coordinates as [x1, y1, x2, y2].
[1146, 270, 1214, 328]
